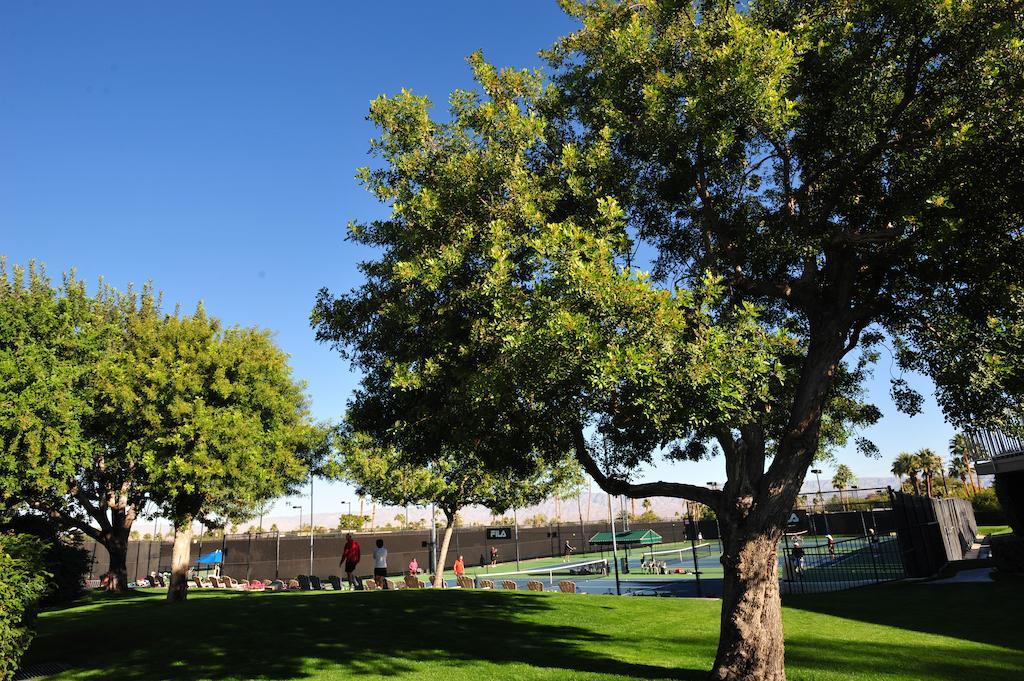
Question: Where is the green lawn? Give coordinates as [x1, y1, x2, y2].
[22, 580, 1024, 680]
[977, 525, 1013, 537]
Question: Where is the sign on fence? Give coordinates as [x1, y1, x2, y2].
[486, 527, 512, 540]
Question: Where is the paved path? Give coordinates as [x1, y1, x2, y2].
[925, 567, 994, 584]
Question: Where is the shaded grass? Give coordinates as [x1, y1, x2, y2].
[23, 581, 1024, 680]
[977, 525, 1012, 537]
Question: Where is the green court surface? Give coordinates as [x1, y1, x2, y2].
[21, 580, 1024, 680]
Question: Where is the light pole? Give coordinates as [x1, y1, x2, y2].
[811, 468, 830, 533]
[292, 505, 303, 536]
[339, 500, 351, 530]
[706, 482, 722, 546]
[309, 474, 314, 577]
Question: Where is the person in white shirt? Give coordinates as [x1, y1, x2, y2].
[372, 539, 388, 589]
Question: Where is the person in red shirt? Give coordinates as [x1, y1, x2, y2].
[453, 555, 465, 578]
[340, 533, 361, 589]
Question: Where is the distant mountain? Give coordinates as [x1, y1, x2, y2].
[256, 475, 904, 531]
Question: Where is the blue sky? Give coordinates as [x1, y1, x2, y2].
[1, 1, 957, 525]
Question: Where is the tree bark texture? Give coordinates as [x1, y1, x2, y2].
[167, 521, 193, 602]
[711, 524, 786, 681]
[101, 530, 130, 593]
[433, 517, 456, 588]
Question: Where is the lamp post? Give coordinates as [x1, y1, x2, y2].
[706, 482, 723, 546]
[309, 474, 314, 577]
[811, 468, 830, 533]
[292, 505, 303, 535]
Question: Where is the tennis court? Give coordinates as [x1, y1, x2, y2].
[437, 529, 904, 597]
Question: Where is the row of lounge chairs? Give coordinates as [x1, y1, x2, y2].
[452, 575, 579, 593]
[182, 573, 581, 594]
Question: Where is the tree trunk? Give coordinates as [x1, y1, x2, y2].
[711, 524, 786, 681]
[101, 529, 131, 593]
[433, 515, 456, 588]
[167, 519, 193, 602]
[925, 474, 933, 498]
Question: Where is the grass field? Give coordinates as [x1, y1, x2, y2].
[22, 579, 1024, 680]
[977, 525, 1013, 537]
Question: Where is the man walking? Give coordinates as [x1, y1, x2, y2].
[340, 533, 361, 589]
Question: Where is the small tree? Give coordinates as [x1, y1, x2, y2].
[949, 434, 980, 493]
[917, 449, 944, 498]
[130, 308, 322, 602]
[892, 452, 923, 495]
[334, 431, 578, 587]
[337, 514, 369, 530]
[831, 465, 857, 510]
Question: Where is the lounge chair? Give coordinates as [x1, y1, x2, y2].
[287, 579, 301, 590]
[558, 580, 577, 593]
[387, 579, 402, 590]
[327, 575, 343, 591]
[527, 580, 545, 592]
[247, 579, 266, 591]
[478, 579, 495, 589]
[456, 575, 475, 589]
[404, 575, 425, 589]
[208, 576, 224, 588]
[502, 580, 518, 590]
[310, 575, 323, 590]
[192, 576, 210, 589]
[297, 575, 311, 590]
[363, 578, 378, 591]
[267, 579, 286, 591]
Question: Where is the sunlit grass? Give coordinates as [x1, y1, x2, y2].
[23, 581, 1023, 680]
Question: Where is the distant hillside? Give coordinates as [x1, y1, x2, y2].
[260, 476, 903, 531]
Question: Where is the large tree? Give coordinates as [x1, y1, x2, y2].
[314, 1, 1024, 679]
[0, 263, 150, 592]
[134, 308, 323, 602]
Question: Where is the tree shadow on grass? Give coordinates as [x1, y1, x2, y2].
[784, 635, 1024, 681]
[783, 581, 1024, 655]
[26, 590, 708, 680]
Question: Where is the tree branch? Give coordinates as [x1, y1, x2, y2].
[571, 427, 719, 507]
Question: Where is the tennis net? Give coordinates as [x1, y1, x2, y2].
[479, 558, 610, 585]
[640, 543, 712, 569]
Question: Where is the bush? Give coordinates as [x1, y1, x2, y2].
[3, 515, 89, 606]
[0, 533, 50, 681]
[971, 488, 1004, 515]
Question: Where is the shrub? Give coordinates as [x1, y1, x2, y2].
[971, 487, 1004, 515]
[4, 515, 89, 606]
[0, 533, 50, 681]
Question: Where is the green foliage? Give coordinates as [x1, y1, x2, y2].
[0, 532, 49, 681]
[2, 515, 90, 608]
[133, 307, 323, 528]
[0, 261, 95, 504]
[831, 465, 856, 491]
[337, 514, 369, 530]
[972, 487, 1003, 516]
[314, 2, 1024, 673]
[332, 431, 578, 523]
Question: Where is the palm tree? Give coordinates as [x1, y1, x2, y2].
[831, 464, 857, 510]
[948, 457, 972, 496]
[949, 433, 979, 493]
[892, 452, 922, 495]
[916, 448, 943, 498]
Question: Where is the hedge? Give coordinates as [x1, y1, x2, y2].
[0, 533, 49, 681]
